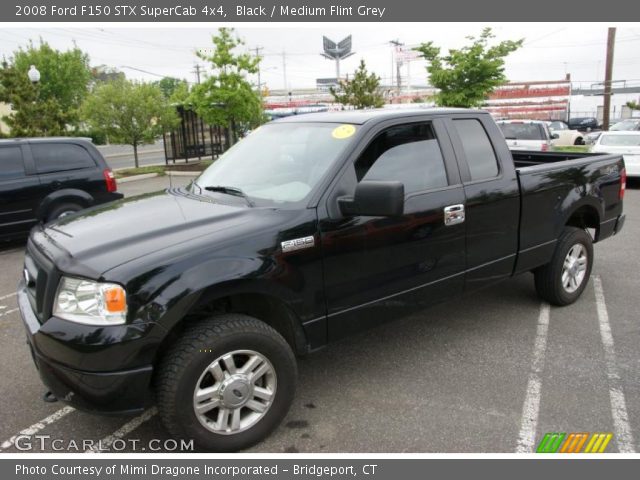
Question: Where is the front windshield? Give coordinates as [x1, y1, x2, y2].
[599, 134, 640, 147]
[610, 120, 640, 131]
[195, 122, 358, 206]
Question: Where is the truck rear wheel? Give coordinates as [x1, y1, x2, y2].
[156, 314, 297, 451]
[534, 227, 593, 306]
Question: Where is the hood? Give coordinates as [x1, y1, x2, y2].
[39, 188, 266, 275]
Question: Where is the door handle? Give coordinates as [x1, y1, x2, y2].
[444, 204, 465, 226]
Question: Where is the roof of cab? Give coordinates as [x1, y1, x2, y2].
[0, 137, 93, 145]
[272, 107, 489, 125]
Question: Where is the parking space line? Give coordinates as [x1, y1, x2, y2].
[516, 302, 550, 453]
[0, 308, 19, 319]
[593, 275, 636, 453]
[86, 407, 158, 453]
[0, 406, 75, 451]
[0, 292, 17, 301]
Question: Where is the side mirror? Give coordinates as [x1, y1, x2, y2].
[338, 181, 405, 217]
[551, 133, 560, 140]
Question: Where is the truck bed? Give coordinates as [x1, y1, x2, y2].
[512, 150, 603, 169]
[512, 149, 625, 275]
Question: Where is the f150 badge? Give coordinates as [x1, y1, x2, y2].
[281, 236, 315, 253]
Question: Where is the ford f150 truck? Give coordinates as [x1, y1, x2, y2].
[17, 109, 626, 451]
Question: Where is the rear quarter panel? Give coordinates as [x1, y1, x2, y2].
[515, 154, 624, 273]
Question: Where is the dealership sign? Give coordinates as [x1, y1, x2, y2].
[484, 80, 571, 121]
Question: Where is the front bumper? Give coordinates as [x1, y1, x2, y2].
[18, 282, 155, 415]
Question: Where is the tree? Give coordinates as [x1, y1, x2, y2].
[0, 40, 91, 135]
[188, 28, 263, 145]
[81, 78, 179, 167]
[414, 28, 523, 108]
[627, 100, 640, 111]
[156, 77, 189, 100]
[330, 60, 385, 110]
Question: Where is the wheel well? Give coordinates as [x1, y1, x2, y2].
[44, 196, 88, 218]
[566, 205, 600, 240]
[156, 292, 308, 365]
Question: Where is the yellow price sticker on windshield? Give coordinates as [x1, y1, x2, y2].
[332, 124, 356, 139]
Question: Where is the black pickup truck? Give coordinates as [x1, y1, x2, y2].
[17, 109, 626, 451]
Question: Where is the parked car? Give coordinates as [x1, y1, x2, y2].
[18, 109, 626, 451]
[496, 119, 555, 151]
[592, 131, 640, 177]
[0, 138, 122, 241]
[585, 119, 640, 145]
[547, 121, 585, 146]
[610, 118, 640, 132]
[568, 117, 600, 132]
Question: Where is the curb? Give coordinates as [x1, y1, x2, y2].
[164, 171, 201, 176]
[101, 148, 165, 159]
[117, 173, 160, 183]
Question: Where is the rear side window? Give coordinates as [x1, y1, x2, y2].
[355, 123, 448, 194]
[454, 119, 499, 181]
[31, 143, 96, 174]
[0, 147, 24, 180]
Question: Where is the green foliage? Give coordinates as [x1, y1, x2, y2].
[91, 65, 125, 84]
[168, 81, 191, 104]
[81, 78, 179, 167]
[330, 60, 385, 110]
[0, 40, 91, 135]
[188, 28, 263, 144]
[627, 101, 640, 111]
[156, 77, 189, 101]
[414, 28, 523, 108]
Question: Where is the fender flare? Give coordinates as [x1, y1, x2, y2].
[37, 189, 94, 221]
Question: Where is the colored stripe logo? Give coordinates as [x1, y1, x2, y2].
[537, 432, 613, 453]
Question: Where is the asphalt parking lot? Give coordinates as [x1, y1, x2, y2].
[0, 176, 638, 453]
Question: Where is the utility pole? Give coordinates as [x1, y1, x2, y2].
[192, 64, 202, 84]
[390, 39, 403, 95]
[281, 50, 288, 92]
[602, 27, 616, 131]
[253, 46, 264, 91]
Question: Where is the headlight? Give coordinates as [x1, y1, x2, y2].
[53, 277, 127, 325]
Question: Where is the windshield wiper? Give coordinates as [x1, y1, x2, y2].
[203, 185, 255, 207]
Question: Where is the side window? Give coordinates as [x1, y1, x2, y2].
[31, 144, 96, 174]
[0, 147, 25, 180]
[355, 123, 448, 194]
[453, 119, 499, 181]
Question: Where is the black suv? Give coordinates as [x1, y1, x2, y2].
[0, 137, 123, 241]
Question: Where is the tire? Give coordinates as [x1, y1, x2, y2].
[156, 314, 297, 452]
[534, 227, 593, 306]
[574, 137, 585, 146]
[46, 202, 83, 222]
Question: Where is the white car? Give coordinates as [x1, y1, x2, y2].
[591, 131, 640, 177]
[547, 121, 585, 146]
[497, 120, 555, 151]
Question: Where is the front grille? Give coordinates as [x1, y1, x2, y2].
[24, 241, 59, 323]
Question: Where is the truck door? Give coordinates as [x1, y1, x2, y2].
[319, 118, 466, 341]
[445, 115, 520, 292]
[0, 145, 41, 238]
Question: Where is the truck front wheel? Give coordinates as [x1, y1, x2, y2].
[156, 314, 297, 451]
[534, 227, 593, 306]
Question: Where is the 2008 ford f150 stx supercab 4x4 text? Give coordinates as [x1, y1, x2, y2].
[18, 109, 626, 451]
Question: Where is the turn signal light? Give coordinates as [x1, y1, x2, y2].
[103, 286, 126, 313]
